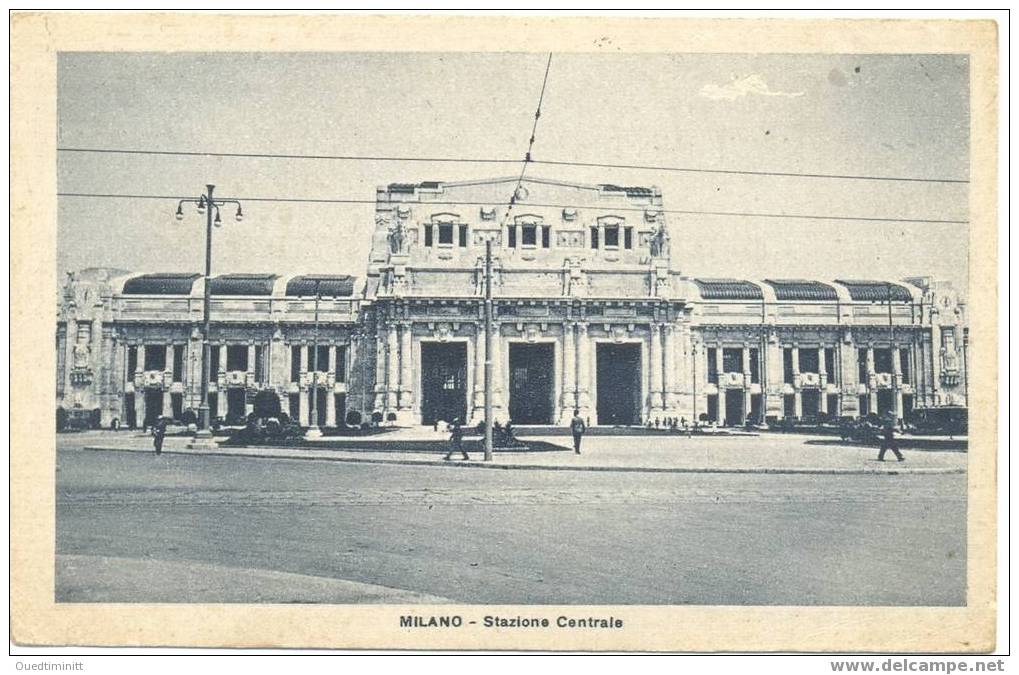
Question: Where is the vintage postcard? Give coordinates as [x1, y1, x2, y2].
[9, 13, 998, 652]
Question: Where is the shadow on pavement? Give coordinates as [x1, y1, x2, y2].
[803, 438, 967, 453]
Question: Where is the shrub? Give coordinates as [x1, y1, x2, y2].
[386, 412, 397, 423]
[253, 390, 282, 420]
[345, 410, 362, 427]
[56, 407, 68, 432]
[371, 411, 384, 426]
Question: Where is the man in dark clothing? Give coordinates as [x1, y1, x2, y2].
[443, 418, 469, 461]
[878, 423, 904, 462]
[570, 409, 586, 454]
[152, 418, 167, 455]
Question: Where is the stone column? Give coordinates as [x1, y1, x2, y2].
[892, 346, 904, 420]
[400, 324, 414, 410]
[792, 347, 802, 418]
[490, 322, 505, 417]
[576, 323, 592, 418]
[664, 324, 678, 411]
[374, 329, 387, 412]
[137, 344, 146, 375]
[560, 322, 576, 418]
[649, 324, 664, 411]
[219, 344, 228, 378]
[279, 386, 290, 417]
[742, 345, 752, 420]
[472, 326, 485, 415]
[818, 346, 828, 415]
[765, 334, 784, 419]
[63, 317, 77, 398]
[299, 387, 310, 426]
[840, 335, 860, 418]
[137, 380, 147, 430]
[162, 346, 174, 418]
[269, 330, 287, 390]
[325, 381, 336, 427]
[386, 325, 399, 410]
[714, 345, 724, 423]
[867, 347, 878, 414]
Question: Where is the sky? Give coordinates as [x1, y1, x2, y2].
[56, 52, 969, 291]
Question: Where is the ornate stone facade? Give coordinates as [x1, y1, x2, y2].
[56, 177, 969, 428]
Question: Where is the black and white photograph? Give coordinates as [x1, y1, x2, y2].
[11, 12, 1000, 654]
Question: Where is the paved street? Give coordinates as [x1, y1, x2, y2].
[56, 438, 966, 606]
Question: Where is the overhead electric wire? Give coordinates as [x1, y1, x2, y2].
[499, 52, 553, 230]
[55, 146, 969, 186]
[55, 191, 968, 224]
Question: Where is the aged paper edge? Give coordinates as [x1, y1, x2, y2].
[9, 13, 999, 652]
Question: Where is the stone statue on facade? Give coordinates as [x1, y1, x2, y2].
[72, 340, 91, 370]
[649, 222, 670, 258]
[388, 220, 409, 255]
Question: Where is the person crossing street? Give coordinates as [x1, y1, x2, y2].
[570, 409, 587, 454]
[443, 418, 469, 461]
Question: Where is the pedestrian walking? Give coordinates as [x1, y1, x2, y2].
[569, 408, 586, 454]
[152, 417, 167, 455]
[443, 418, 469, 461]
[878, 422, 904, 462]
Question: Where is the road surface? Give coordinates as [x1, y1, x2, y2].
[56, 446, 966, 605]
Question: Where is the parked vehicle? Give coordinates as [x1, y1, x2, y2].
[906, 406, 968, 436]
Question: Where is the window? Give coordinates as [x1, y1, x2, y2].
[541, 225, 551, 248]
[521, 224, 537, 247]
[824, 347, 836, 377]
[590, 226, 599, 249]
[783, 348, 794, 384]
[127, 346, 137, 375]
[857, 348, 868, 381]
[798, 348, 819, 373]
[942, 328, 956, 353]
[749, 348, 760, 383]
[623, 227, 633, 249]
[335, 345, 347, 383]
[604, 225, 620, 248]
[706, 347, 718, 384]
[873, 348, 893, 373]
[458, 224, 468, 247]
[899, 348, 911, 383]
[722, 348, 743, 373]
[144, 345, 166, 371]
[291, 346, 302, 382]
[508, 226, 517, 248]
[438, 223, 454, 245]
[312, 345, 330, 372]
[226, 345, 248, 371]
[172, 345, 184, 382]
[209, 346, 221, 381]
[423, 224, 433, 247]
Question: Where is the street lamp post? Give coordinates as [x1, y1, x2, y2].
[176, 184, 243, 447]
[306, 279, 323, 439]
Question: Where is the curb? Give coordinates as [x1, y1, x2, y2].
[81, 446, 967, 477]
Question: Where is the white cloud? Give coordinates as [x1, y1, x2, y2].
[699, 73, 805, 101]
